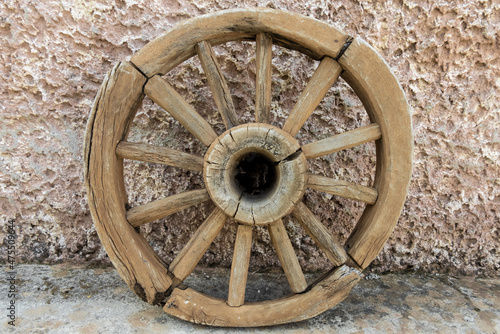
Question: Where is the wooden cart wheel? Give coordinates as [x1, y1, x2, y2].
[84, 8, 412, 327]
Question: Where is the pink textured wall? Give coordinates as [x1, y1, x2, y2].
[0, 0, 498, 276]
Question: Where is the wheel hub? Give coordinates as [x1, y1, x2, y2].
[203, 123, 308, 225]
[234, 151, 277, 197]
[85, 8, 413, 327]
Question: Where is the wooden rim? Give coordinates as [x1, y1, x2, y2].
[84, 8, 412, 327]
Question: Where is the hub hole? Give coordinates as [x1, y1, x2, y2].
[234, 152, 277, 197]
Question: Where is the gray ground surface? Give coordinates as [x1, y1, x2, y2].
[1, 264, 498, 333]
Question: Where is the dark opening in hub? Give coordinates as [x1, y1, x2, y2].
[234, 152, 277, 197]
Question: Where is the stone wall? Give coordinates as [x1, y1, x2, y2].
[1, 0, 498, 276]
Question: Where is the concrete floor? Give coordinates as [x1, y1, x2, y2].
[1, 264, 498, 333]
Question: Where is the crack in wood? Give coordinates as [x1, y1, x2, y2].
[276, 148, 303, 165]
[335, 36, 354, 61]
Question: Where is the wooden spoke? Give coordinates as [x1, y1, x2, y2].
[196, 41, 239, 129]
[292, 202, 348, 266]
[255, 33, 273, 123]
[302, 123, 382, 159]
[227, 224, 253, 307]
[283, 57, 342, 136]
[144, 75, 218, 146]
[169, 208, 227, 282]
[307, 174, 378, 205]
[126, 189, 211, 227]
[116, 141, 204, 172]
[268, 219, 307, 293]
[86, 9, 413, 326]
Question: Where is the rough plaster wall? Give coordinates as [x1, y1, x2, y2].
[0, 0, 498, 277]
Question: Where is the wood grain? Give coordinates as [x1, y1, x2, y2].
[196, 40, 239, 129]
[164, 265, 361, 327]
[302, 123, 382, 159]
[84, 62, 172, 304]
[283, 57, 342, 136]
[307, 174, 378, 205]
[203, 124, 307, 225]
[116, 141, 204, 172]
[292, 202, 348, 266]
[126, 189, 211, 227]
[339, 38, 413, 268]
[255, 33, 273, 123]
[86, 9, 413, 326]
[228, 224, 253, 306]
[144, 75, 218, 147]
[169, 208, 227, 282]
[131, 8, 349, 77]
[268, 219, 307, 293]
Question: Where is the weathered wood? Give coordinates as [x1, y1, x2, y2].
[144, 75, 218, 146]
[255, 33, 273, 123]
[268, 219, 307, 293]
[227, 224, 253, 306]
[116, 141, 204, 172]
[292, 202, 348, 266]
[339, 38, 413, 268]
[169, 208, 227, 282]
[196, 40, 239, 129]
[126, 189, 211, 227]
[307, 174, 378, 205]
[283, 57, 342, 136]
[87, 9, 413, 326]
[164, 265, 361, 327]
[203, 123, 307, 225]
[302, 123, 382, 159]
[84, 61, 172, 304]
[131, 8, 349, 77]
